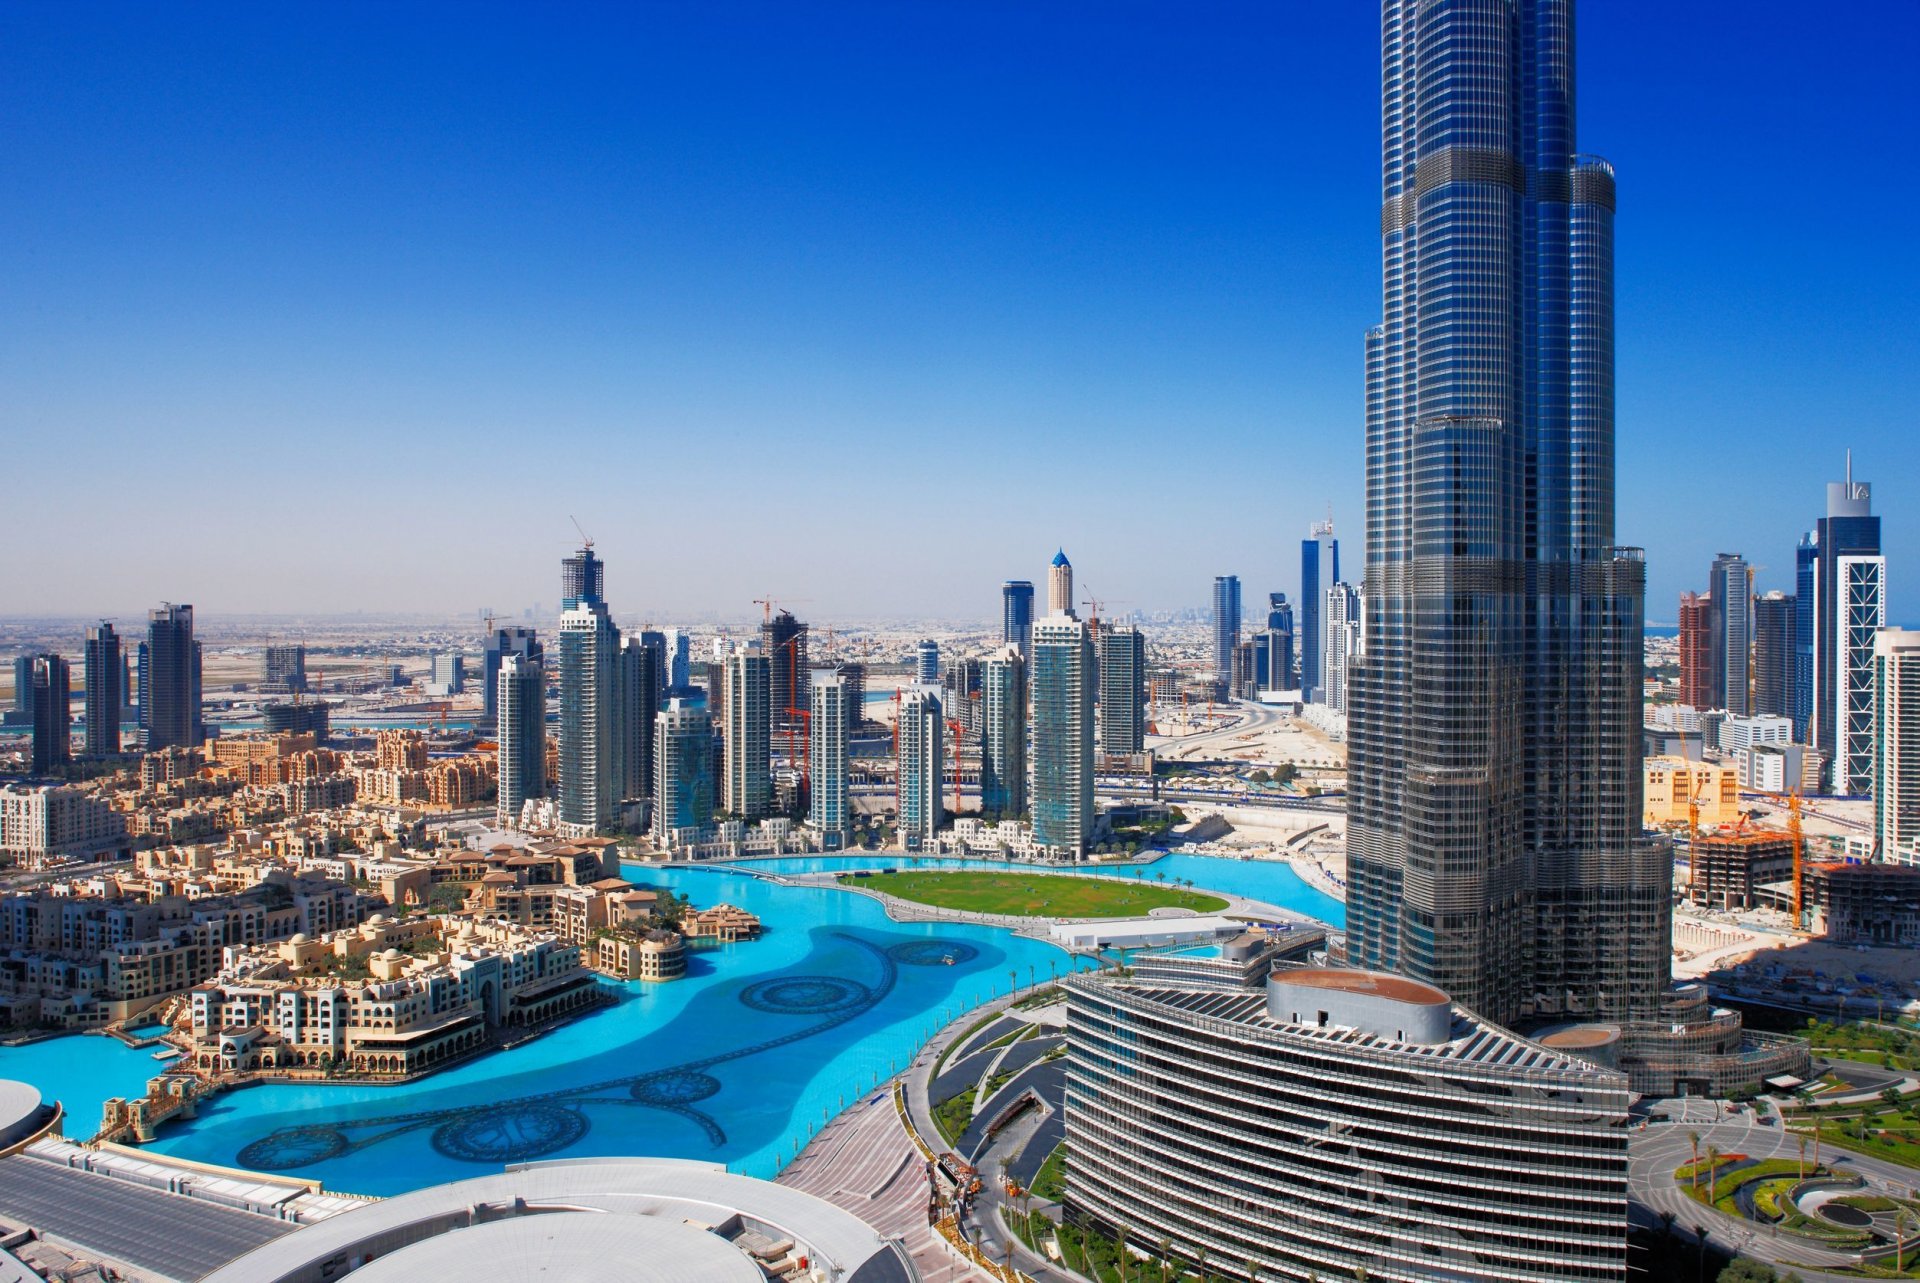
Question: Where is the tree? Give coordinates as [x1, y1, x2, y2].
[1687, 1130, 1701, 1196]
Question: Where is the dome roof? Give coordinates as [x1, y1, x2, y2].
[289, 933, 309, 944]
[381, 947, 404, 961]
[1051, 548, 1070, 567]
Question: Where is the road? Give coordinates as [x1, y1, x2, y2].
[1630, 1104, 1920, 1280]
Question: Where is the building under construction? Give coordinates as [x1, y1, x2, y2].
[1806, 862, 1920, 945]
[762, 610, 808, 736]
[1688, 829, 1794, 911]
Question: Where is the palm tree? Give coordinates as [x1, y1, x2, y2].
[1693, 1224, 1709, 1283]
[1797, 1133, 1808, 1181]
[1686, 1130, 1701, 1197]
[1156, 1234, 1171, 1283]
[1116, 1225, 1130, 1283]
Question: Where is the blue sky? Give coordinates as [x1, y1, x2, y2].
[3, 3, 1913, 622]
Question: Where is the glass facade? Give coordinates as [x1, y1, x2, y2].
[1097, 627, 1147, 754]
[1347, 0, 1666, 1027]
[1002, 580, 1035, 655]
[1211, 576, 1241, 682]
[1030, 615, 1094, 859]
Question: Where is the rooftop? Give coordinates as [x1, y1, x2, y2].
[1273, 967, 1447, 1006]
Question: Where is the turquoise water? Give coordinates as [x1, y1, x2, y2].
[0, 854, 1338, 1195]
[0, 1034, 163, 1137]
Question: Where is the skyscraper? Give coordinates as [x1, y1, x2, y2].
[1299, 520, 1338, 703]
[1706, 553, 1752, 715]
[618, 635, 660, 802]
[1678, 591, 1711, 710]
[914, 640, 939, 686]
[1876, 629, 1920, 864]
[723, 646, 771, 820]
[84, 623, 121, 757]
[1097, 626, 1146, 755]
[1794, 534, 1818, 740]
[27, 654, 70, 773]
[1001, 581, 1035, 655]
[1807, 463, 1884, 794]
[1030, 614, 1093, 860]
[1262, 592, 1295, 692]
[144, 604, 200, 751]
[1753, 591, 1796, 721]
[557, 592, 621, 838]
[1210, 575, 1241, 685]
[482, 627, 541, 727]
[1321, 583, 1360, 716]
[496, 652, 547, 828]
[808, 671, 851, 849]
[1346, 0, 1666, 1027]
[895, 684, 944, 847]
[561, 546, 604, 610]
[652, 699, 714, 842]
[10, 656, 30, 723]
[981, 647, 1026, 818]
[762, 610, 808, 737]
[1047, 549, 1074, 618]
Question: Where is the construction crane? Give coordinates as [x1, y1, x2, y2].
[570, 516, 594, 550]
[1745, 787, 1810, 931]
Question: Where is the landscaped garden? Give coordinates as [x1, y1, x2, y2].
[842, 870, 1229, 918]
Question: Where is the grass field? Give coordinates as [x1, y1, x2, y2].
[843, 871, 1229, 918]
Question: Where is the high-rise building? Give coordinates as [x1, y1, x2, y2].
[662, 629, 691, 690]
[135, 642, 149, 738]
[482, 628, 541, 727]
[618, 635, 660, 802]
[561, 546, 604, 610]
[1707, 554, 1752, 715]
[1794, 534, 1818, 740]
[762, 610, 808, 736]
[1210, 575, 1241, 684]
[1030, 614, 1093, 860]
[1047, 549, 1074, 618]
[835, 662, 867, 726]
[1299, 520, 1339, 703]
[808, 671, 851, 849]
[895, 684, 944, 846]
[557, 594, 622, 838]
[1678, 591, 1712, 710]
[262, 644, 307, 694]
[1001, 580, 1035, 655]
[1321, 583, 1360, 716]
[27, 654, 70, 773]
[652, 699, 714, 842]
[144, 604, 201, 751]
[83, 623, 121, 758]
[1345, 1, 1667, 1028]
[1064, 954, 1631, 1282]
[495, 652, 547, 828]
[429, 653, 466, 697]
[1096, 627, 1145, 755]
[10, 657, 30, 723]
[1262, 592, 1295, 692]
[913, 640, 939, 686]
[981, 647, 1026, 818]
[722, 646, 771, 820]
[1753, 591, 1796, 720]
[1876, 629, 1920, 864]
[941, 657, 982, 736]
[1807, 464, 1885, 794]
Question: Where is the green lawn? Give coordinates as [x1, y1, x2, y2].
[844, 871, 1229, 918]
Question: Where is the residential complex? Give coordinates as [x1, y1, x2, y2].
[1876, 627, 1920, 861]
[808, 669, 850, 848]
[1030, 613, 1093, 860]
[83, 622, 121, 757]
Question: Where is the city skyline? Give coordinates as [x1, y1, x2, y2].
[4, 3, 1914, 619]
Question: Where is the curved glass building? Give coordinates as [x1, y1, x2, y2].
[1064, 956, 1631, 1281]
[1345, 0, 1668, 1027]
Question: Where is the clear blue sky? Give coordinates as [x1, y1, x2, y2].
[4, 3, 1913, 622]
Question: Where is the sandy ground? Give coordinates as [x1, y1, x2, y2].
[1169, 803, 1349, 901]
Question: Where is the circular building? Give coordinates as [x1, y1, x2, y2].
[0, 1080, 51, 1150]
[200, 1157, 910, 1283]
